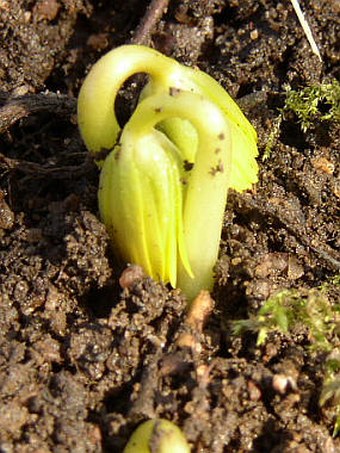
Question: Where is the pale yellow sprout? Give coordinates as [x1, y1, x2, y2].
[78, 45, 259, 300]
[123, 419, 190, 453]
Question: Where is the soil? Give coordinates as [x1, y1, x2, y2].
[0, 0, 339, 452]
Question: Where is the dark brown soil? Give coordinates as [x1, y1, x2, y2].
[0, 0, 339, 452]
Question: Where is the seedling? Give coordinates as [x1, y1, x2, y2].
[123, 419, 190, 453]
[78, 45, 258, 299]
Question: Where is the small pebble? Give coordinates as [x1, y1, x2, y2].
[119, 264, 145, 289]
[272, 373, 297, 394]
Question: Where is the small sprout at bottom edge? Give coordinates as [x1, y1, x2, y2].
[123, 419, 191, 453]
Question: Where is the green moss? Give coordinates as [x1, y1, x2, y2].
[283, 80, 340, 132]
[232, 279, 339, 350]
[233, 278, 340, 436]
[263, 79, 340, 160]
[320, 354, 340, 437]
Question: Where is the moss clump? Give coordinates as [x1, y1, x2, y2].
[282, 80, 340, 132]
[320, 353, 340, 437]
[233, 279, 340, 436]
[232, 279, 339, 350]
[263, 79, 340, 160]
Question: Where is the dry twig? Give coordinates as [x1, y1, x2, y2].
[0, 92, 76, 134]
[131, 0, 170, 45]
[290, 0, 322, 61]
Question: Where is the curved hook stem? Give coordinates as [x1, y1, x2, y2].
[78, 45, 185, 156]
